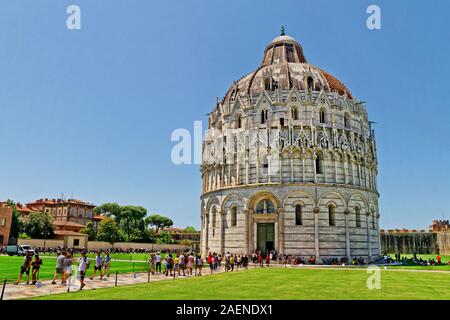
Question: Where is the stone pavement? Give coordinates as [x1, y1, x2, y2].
[2, 269, 222, 300]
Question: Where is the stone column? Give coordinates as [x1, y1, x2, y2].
[290, 156, 294, 182]
[376, 213, 381, 256]
[334, 156, 338, 183]
[279, 152, 283, 183]
[248, 209, 254, 254]
[313, 153, 318, 183]
[243, 209, 249, 255]
[366, 212, 372, 260]
[344, 210, 351, 261]
[313, 207, 320, 258]
[278, 208, 285, 255]
[220, 210, 225, 255]
[343, 158, 347, 184]
[302, 157, 305, 182]
[204, 214, 209, 257]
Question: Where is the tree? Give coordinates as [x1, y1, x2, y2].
[145, 214, 173, 233]
[180, 239, 193, 247]
[81, 221, 97, 241]
[183, 226, 197, 233]
[116, 206, 147, 242]
[94, 203, 121, 218]
[22, 211, 54, 239]
[155, 231, 173, 244]
[95, 203, 149, 242]
[97, 218, 122, 244]
[138, 228, 157, 243]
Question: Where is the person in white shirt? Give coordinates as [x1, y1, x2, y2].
[89, 251, 104, 280]
[78, 251, 90, 290]
[155, 252, 162, 274]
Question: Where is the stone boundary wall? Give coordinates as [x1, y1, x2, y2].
[18, 239, 63, 248]
[17, 239, 189, 251]
[381, 232, 450, 255]
[437, 232, 450, 255]
[87, 241, 189, 251]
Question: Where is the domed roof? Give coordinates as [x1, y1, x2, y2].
[223, 32, 353, 103]
[270, 34, 297, 44]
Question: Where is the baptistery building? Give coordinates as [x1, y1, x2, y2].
[200, 30, 380, 261]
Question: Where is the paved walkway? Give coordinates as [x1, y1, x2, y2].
[2, 269, 222, 300]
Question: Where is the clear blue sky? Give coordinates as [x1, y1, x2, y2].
[0, 0, 449, 230]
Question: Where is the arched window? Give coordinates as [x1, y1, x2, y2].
[307, 76, 314, 90]
[236, 115, 242, 129]
[319, 109, 326, 124]
[344, 113, 350, 129]
[212, 207, 217, 228]
[256, 200, 275, 214]
[315, 155, 323, 174]
[231, 206, 237, 227]
[264, 79, 271, 91]
[355, 206, 361, 227]
[291, 107, 298, 120]
[328, 205, 336, 226]
[295, 204, 303, 225]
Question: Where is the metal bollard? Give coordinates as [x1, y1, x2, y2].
[147, 270, 150, 283]
[115, 272, 118, 287]
[1, 279, 7, 301]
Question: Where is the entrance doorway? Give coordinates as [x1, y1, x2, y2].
[257, 223, 275, 254]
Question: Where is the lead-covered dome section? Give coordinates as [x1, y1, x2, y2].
[223, 34, 353, 103]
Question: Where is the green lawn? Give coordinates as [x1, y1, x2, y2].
[30, 267, 450, 300]
[0, 255, 149, 283]
[386, 254, 450, 271]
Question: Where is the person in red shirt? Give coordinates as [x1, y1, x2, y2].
[257, 252, 263, 267]
[207, 252, 213, 271]
[437, 255, 442, 265]
[265, 254, 270, 267]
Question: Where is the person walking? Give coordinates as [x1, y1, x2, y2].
[207, 252, 213, 272]
[155, 252, 162, 274]
[62, 252, 73, 285]
[51, 251, 65, 285]
[195, 255, 203, 276]
[103, 251, 112, 278]
[15, 250, 32, 285]
[179, 252, 186, 276]
[78, 251, 90, 290]
[90, 251, 104, 280]
[165, 254, 174, 277]
[187, 252, 195, 275]
[31, 254, 43, 285]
